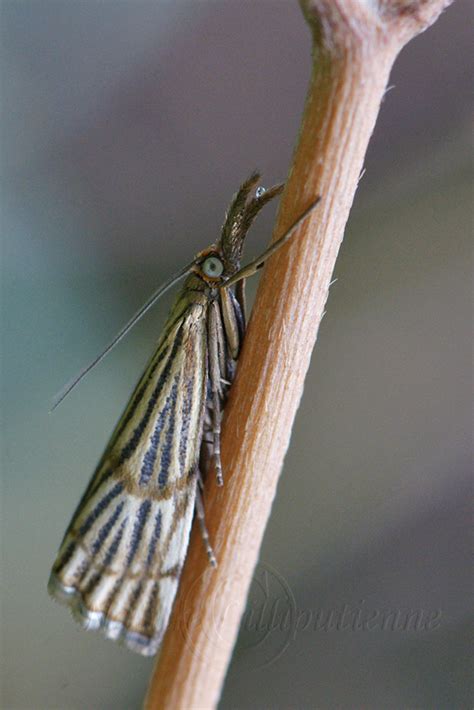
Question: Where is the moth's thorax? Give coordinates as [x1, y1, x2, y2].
[179, 271, 212, 297]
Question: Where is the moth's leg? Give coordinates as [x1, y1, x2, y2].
[235, 278, 247, 329]
[196, 468, 204, 490]
[220, 287, 240, 360]
[208, 300, 226, 486]
[195, 482, 217, 567]
[199, 409, 214, 474]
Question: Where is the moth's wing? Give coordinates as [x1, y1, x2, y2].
[49, 301, 208, 656]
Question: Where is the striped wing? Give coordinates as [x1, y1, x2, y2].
[49, 300, 208, 656]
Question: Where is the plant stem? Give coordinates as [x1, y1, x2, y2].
[145, 1, 452, 707]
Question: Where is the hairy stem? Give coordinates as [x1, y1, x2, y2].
[145, 1, 452, 707]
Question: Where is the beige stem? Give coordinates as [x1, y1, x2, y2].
[145, 1, 452, 708]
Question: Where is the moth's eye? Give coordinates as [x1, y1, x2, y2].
[202, 256, 224, 278]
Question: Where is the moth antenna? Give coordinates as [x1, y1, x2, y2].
[224, 196, 322, 287]
[51, 261, 195, 411]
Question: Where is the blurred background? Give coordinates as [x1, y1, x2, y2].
[1, 1, 472, 708]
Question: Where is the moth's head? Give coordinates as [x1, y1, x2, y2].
[218, 172, 284, 274]
[191, 173, 283, 287]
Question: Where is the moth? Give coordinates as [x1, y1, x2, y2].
[48, 172, 319, 656]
